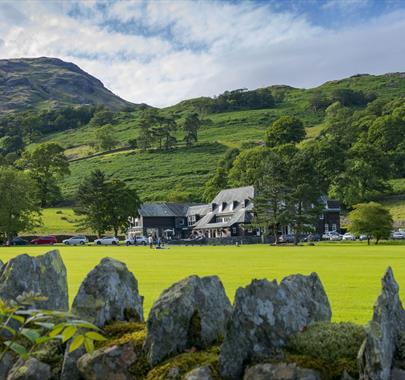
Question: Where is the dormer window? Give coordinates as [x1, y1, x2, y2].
[230, 201, 238, 211]
[244, 199, 250, 208]
[212, 203, 217, 211]
[219, 202, 227, 212]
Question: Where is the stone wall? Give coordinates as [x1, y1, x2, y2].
[0, 250, 404, 380]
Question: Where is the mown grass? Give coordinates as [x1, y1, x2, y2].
[1, 244, 405, 323]
[30, 208, 87, 235]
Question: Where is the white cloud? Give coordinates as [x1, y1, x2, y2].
[0, 1, 404, 107]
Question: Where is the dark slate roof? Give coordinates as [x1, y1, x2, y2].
[187, 204, 210, 216]
[139, 203, 191, 217]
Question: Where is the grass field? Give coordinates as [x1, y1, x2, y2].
[1, 243, 405, 324]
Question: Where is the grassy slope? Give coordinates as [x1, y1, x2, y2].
[1, 243, 405, 323]
[29, 73, 405, 207]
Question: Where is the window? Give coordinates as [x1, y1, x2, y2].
[319, 214, 324, 220]
[325, 223, 329, 232]
[332, 224, 337, 232]
[179, 219, 184, 226]
[232, 227, 237, 234]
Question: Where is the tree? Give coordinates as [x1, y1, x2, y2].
[95, 125, 118, 151]
[75, 170, 141, 237]
[182, 113, 201, 147]
[251, 151, 290, 244]
[228, 146, 269, 186]
[75, 170, 110, 236]
[286, 150, 323, 244]
[137, 109, 157, 151]
[166, 184, 192, 203]
[105, 179, 141, 236]
[89, 108, 114, 127]
[152, 115, 177, 150]
[330, 140, 391, 206]
[265, 116, 306, 147]
[202, 167, 228, 202]
[348, 202, 393, 245]
[19, 143, 70, 207]
[0, 167, 41, 242]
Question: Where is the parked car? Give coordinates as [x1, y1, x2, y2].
[342, 233, 356, 241]
[63, 236, 88, 245]
[94, 236, 119, 245]
[322, 231, 342, 241]
[305, 233, 321, 242]
[359, 234, 368, 241]
[392, 231, 405, 240]
[278, 234, 295, 243]
[31, 236, 57, 245]
[125, 236, 148, 246]
[10, 237, 29, 246]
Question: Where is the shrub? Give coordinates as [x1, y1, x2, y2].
[286, 322, 365, 379]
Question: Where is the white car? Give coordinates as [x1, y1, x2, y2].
[125, 236, 148, 246]
[63, 236, 88, 245]
[322, 231, 342, 241]
[94, 236, 120, 245]
[342, 233, 355, 241]
[392, 231, 405, 240]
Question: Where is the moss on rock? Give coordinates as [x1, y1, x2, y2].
[145, 346, 221, 380]
[286, 321, 365, 379]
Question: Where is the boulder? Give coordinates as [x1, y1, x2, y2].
[72, 257, 143, 327]
[0, 250, 68, 310]
[184, 365, 215, 380]
[144, 275, 232, 366]
[77, 343, 138, 380]
[220, 273, 331, 379]
[358, 267, 405, 380]
[243, 363, 320, 380]
[0, 352, 15, 380]
[60, 343, 85, 380]
[7, 358, 51, 380]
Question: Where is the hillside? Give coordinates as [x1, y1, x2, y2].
[0, 57, 135, 113]
[30, 72, 404, 202]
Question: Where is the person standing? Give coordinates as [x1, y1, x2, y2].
[148, 235, 153, 249]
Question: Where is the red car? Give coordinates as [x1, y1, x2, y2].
[31, 236, 57, 245]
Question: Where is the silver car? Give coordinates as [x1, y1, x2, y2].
[62, 236, 88, 245]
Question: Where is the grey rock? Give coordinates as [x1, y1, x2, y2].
[0, 352, 15, 380]
[144, 275, 232, 366]
[0, 250, 68, 310]
[220, 273, 331, 379]
[393, 368, 405, 380]
[60, 342, 85, 380]
[0, 259, 4, 272]
[341, 370, 355, 380]
[7, 358, 51, 380]
[243, 363, 320, 380]
[358, 267, 405, 380]
[72, 257, 143, 327]
[77, 343, 137, 380]
[184, 365, 215, 380]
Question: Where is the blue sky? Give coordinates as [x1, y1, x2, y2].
[0, 0, 404, 106]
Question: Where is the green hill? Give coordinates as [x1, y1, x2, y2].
[29, 71, 405, 204]
[0, 57, 136, 113]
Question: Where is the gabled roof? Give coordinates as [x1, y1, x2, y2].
[139, 203, 190, 217]
[186, 204, 210, 216]
[212, 186, 254, 207]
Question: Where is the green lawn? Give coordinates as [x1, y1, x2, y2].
[29, 208, 87, 235]
[1, 244, 404, 324]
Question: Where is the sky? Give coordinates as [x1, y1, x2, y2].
[0, 0, 404, 107]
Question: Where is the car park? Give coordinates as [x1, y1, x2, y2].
[392, 231, 405, 240]
[125, 236, 148, 246]
[63, 236, 88, 245]
[10, 237, 29, 246]
[31, 236, 57, 245]
[94, 236, 119, 245]
[342, 233, 356, 241]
